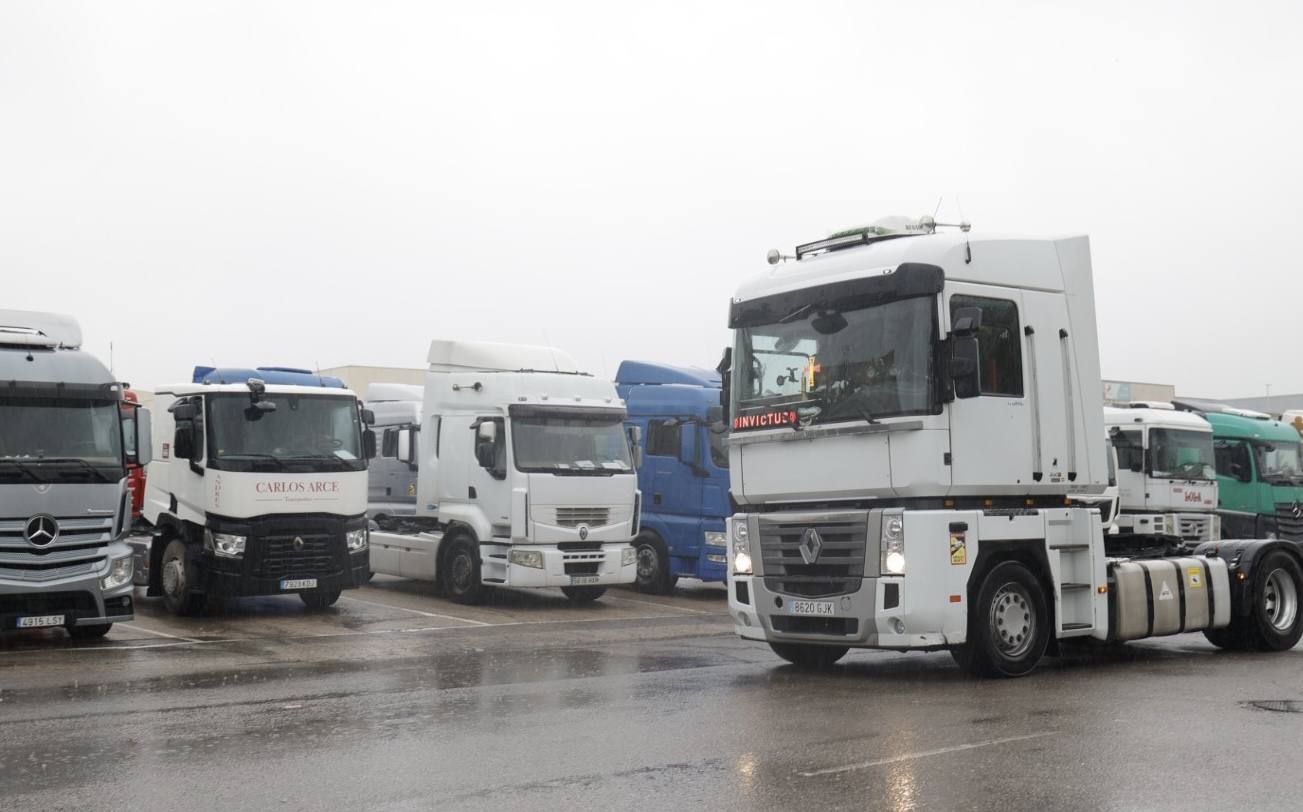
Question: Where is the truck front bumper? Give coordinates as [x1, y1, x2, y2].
[0, 541, 135, 632]
[200, 548, 370, 597]
[729, 573, 951, 651]
[484, 541, 637, 588]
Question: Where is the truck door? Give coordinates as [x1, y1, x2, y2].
[945, 286, 1033, 491]
[466, 416, 511, 537]
[373, 428, 397, 503]
[645, 418, 684, 517]
[1112, 429, 1144, 509]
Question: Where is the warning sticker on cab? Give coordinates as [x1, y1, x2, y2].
[1187, 567, 1204, 589]
[949, 532, 967, 566]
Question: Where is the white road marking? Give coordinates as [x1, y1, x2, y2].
[337, 595, 491, 626]
[117, 623, 201, 643]
[797, 732, 1056, 777]
[602, 594, 713, 615]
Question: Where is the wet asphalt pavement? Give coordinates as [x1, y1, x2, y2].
[3, 575, 1303, 811]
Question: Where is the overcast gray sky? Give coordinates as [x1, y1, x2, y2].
[2, 1, 1300, 397]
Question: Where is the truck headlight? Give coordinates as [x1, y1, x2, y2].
[205, 530, 247, 558]
[509, 549, 544, 569]
[732, 520, 752, 575]
[881, 512, 905, 575]
[622, 547, 637, 567]
[346, 528, 369, 552]
[703, 531, 727, 548]
[101, 554, 133, 590]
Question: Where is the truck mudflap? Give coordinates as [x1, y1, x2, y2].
[1193, 539, 1303, 617]
[1108, 556, 1230, 641]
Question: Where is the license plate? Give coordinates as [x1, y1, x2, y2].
[789, 600, 835, 616]
[569, 575, 600, 586]
[280, 578, 318, 591]
[17, 614, 65, 628]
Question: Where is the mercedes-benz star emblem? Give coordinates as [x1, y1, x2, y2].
[24, 514, 59, 547]
[799, 527, 823, 565]
[293, 536, 305, 551]
[577, 524, 590, 541]
[1292, 501, 1303, 520]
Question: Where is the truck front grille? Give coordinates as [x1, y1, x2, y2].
[0, 590, 98, 618]
[1274, 504, 1303, 542]
[0, 514, 116, 550]
[770, 616, 859, 636]
[253, 534, 339, 578]
[554, 507, 611, 527]
[1178, 515, 1214, 542]
[759, 516, 868, 598]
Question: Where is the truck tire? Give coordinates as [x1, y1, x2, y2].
[1236, 550, 1303, 652]
[67, 623, 112, 640]
[561, 586, 607, 603]
[160, 538, 207, 616]
[300, 587, 342, 611]
[951, 560, 1050, 678]
[633, 533, 674, 595]
[441, 535, 486, 605]
[768, 641, 848, 669]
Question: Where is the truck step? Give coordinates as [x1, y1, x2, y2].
[1060, 622, 1094, 634]
[1050, 543, 1090, 551]
[1060, 582, 1091, 591]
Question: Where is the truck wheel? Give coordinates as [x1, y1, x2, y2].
[441, 536, 485, 605]
[634, 533, 673, 594]
[768, 642, 848, 669]
[560, 586, 607, 603]
[300, 587, 342, 611]
[1240, 550, 1303, 651]
[160, 539, 206, 616]
[1202, 625, 1245, 651]
[68, 624, 112, 640]
[951, 561, 1049, 678]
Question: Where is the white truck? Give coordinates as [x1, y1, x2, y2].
[0, 310, 149, 638]
[723, 220, 1303, 676]
[1104, 403, 1219, 545]
[136, 367, 373, 614]
[365, 383, 423, 529]
[368, 340, 640, 604]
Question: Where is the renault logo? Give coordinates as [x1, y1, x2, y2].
[293, 536, 305, 551]
[24, 514, 59, 547]
[577, 524, 590, 541]
[799, 527, 823, 565]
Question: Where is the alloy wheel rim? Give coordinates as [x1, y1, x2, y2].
[637, 545, 659, 581]
[1263, 568, 1299, 632]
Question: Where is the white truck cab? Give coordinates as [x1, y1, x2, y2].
[1104, 404, 1219, 543]
[138, 370, 372, 614]
[368, 341, 640, 604]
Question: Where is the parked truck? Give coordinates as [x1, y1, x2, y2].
[368, 340, 640, 604]
[365, 383, 423, 529]
[1173, 404, 1303, 542]
[121, 388, 147, 521]
[136, 366, 372, 614]
[0, 310, 148, 638]
[1103, 403, 1219, 546]
[615, 361, 730, 592]
[722, 220, 1303, 676]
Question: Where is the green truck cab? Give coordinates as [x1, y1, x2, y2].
[1205, 411, 1303, 540]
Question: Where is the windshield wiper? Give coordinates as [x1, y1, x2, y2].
[34, 457, 116, 482]
[283, 454, 355, 469]
[0, 459, 50, 482]
[219, 453, 290, 471]
[817, 389, 879, 425]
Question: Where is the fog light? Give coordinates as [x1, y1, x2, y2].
[509, 549, 544, 569]
[891, 617, 905, 635]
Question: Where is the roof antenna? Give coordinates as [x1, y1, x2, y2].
[933, 196, 943, 219]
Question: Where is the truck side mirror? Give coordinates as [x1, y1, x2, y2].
[626, 425, 643, 470]
[951, 306, 984, 336]
[361, 408, 376, 426]
[362, 429, 377, 460]
[135, 408, 153, 466]
[396, 428, 417, 467]
[716, 347, 732, 424]
[950, 336, 981, 399]
[171, 402, 197, 421]
[474, 420, 500, 472]
[174, 423, 195, 460]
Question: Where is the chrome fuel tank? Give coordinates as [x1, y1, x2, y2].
[1109, 556, 1230, 641]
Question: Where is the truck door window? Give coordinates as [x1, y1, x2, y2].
[950, 294, 1023, 397]
[1214, 438, 1252, 483]
[708, 426, 729, 468]
[647, 422, 681, 457]
[382, 428, 398, 457]
[1112, 429, 1143, 471]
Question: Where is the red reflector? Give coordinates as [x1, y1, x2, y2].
[949, 594, 962, 603]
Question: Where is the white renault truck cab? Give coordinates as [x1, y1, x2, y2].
[1104, 404, 1219, 543]
[368, 340, 640, 604]
[138, 368, 372, 614]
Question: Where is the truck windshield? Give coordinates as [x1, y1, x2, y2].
[1254, 441, 1303, 483]
[735, 295, 935, 425]
[0, 397, 124, 481]
[207, 393, 365, 473]
[511, 412, 633, 475]
[1148, 429, 1215, 481]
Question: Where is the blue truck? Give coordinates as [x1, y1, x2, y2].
[615, 361, 730, 593]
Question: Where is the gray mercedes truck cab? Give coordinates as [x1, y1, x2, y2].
[0, 310, 149, 638]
